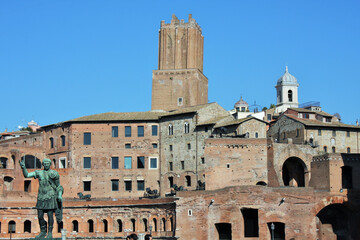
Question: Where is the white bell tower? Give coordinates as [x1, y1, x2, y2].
[275, 66, 299, 113]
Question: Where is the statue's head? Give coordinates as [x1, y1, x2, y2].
[42, 158, 51, 169]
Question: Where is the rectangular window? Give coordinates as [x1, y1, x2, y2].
[124, 156, 132, 169]
[61, 135, 66, 146]
[267, 114, 271, 121]
[152, 143, 158, 148]
[201, 157, 205, 164]
[24, 180, 31, 192]
[137, 156, 145, 169]
[187, 143, 191, 150]
[59, 157, 66, 168]
[150, 157, 157, 169]
[347, 131, 350, 137]
[169, 145, 173, 151]
[111, 157, 119, 169]
[111, 179, 119, 191]
[326, 118, 331, 122]
[169, 162, 173, 171]
[125, 143, 131, 149]
[241, 208, 259, 237]
[84, 132, 91, 145]
[137, 180, 145, 191]
[138, 126, 144, 137]
[83, 157, 91, 169]
[83, 181, 91, 191]
[332, 130, 336, 137]
[318, 129, 322, 136]
[125, 126, 131, 137]
[181, 161, 185, 170]
[112, 126, 118, 137]
[125, 180, 132, 191]
[152, 125, 158, 136]
[50, 138, 54, 148]
[168, 177, 174, 188]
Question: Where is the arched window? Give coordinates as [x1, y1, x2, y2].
[184, 122, 190, 133]
[324, 146, 327, 153]
[185, 175, 191, 187]
[88, 220, 94, 233]
[131, 218, 136, 232]
[72, 220, 79, 232]
[288, 90, 293, 102]
[332, 146, 336, 153]
[8, 220, 15, 233]
[347, 147, 351, 153]
[255, 132, 259, 138]
[103, 219, 108, 232]
[24, 220, 31, 233]
[117, 219, 123, 232]
[162, 218, 166, 231]
[170, 217, 174, 231]
[23, 155, 41, 169]
[168, 124, 173, 135]
[143, 218, 148, 232]
[50, 137, 54, 148]
[153, 218, 157, 232]
[0, 157, 8, 169]
[61, 135, 66, 146]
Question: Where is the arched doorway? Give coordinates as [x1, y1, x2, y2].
[316, 204, 349, 240]
[282, 157, 306, 187]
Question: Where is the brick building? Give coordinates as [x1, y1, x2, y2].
[1, 14, 360, 240]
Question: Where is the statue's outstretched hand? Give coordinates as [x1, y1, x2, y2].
[19, 160, 25, 169]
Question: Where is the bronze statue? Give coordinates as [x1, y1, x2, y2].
[20, 158, 63, 239]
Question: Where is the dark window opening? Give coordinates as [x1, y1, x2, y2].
[342, 166, 352, 189]
[103, 219, 108, 232]
[112, 126, 118, 137]
[152, 143, 158, 148]
[137, 180, 145, 191]
[187, 143, 191, 150]
[50, 137, 54, 148]
[23, 155, 41, 169]
[72, 220, 79, 232]
[125, 180, 132, 191]
[131, 219, 136, 232]
[24, 220, 31, 233]
[332, 146, 336, 153]
[162, 218, 166, 231]
[288, 90, 293, 102]
[83, 181, 91, 191]
[332, 130, 336, 137]
[152, 125, 158, 136]
[83, 157, 91, 169]
[347, 147, 351, 153]
[137, 156, 145, 168]
[169, 162, 173, 171]
[125, 143, 131, 149]
[215, 223, 232, 240]
[181, 161, 185, 170]
[185, 122, 190, 133]
[88, 220, 94, 233]
[111, 179, 119, 191]
[346, 131, 350, 137]
[138, 126, 144, 137]
[324, 146, 327, 153]
[168, 177, 174, 188]
[143, 218, 148, 232]
[0, 157, 7, 169]
[186, 175, 191, 187]
[8, 221, 16, 233]
[153, 218, 157, 232]
[117, 219, 123, 232]
[83, 132, 91, 145]
[61, 135, 66, 146]
[241, 208, 259, 237]
[282, 157, 306, 187]
[201, 158, 205, 164]
[168, 124, 173, 135]
[24, 180, 31, 192]
[318, 129, 322, 136]
[267, 222, 285, 240]
[112, 157, 119, 169]
[125, 126, 131, 137]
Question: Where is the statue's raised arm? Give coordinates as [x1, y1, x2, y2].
[19, 159, 36, 178]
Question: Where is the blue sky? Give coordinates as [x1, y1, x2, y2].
[1, 1, 359, 131]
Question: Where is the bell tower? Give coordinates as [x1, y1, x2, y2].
[275, 66, 299, 113]
[151, 14, 208, 111]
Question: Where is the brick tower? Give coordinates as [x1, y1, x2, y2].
[151, 14, 208, 111]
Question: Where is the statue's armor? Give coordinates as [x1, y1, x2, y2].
[34, 169, 59, 210]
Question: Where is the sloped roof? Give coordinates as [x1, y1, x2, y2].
[196, 115, 233, 126]
[214, 116, 268, 128]
[159, 102, 218, 118]
[285, 114, 360, 129]
[69, 111, 165, 122]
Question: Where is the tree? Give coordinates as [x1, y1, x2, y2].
[270, 104, 276, 109]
